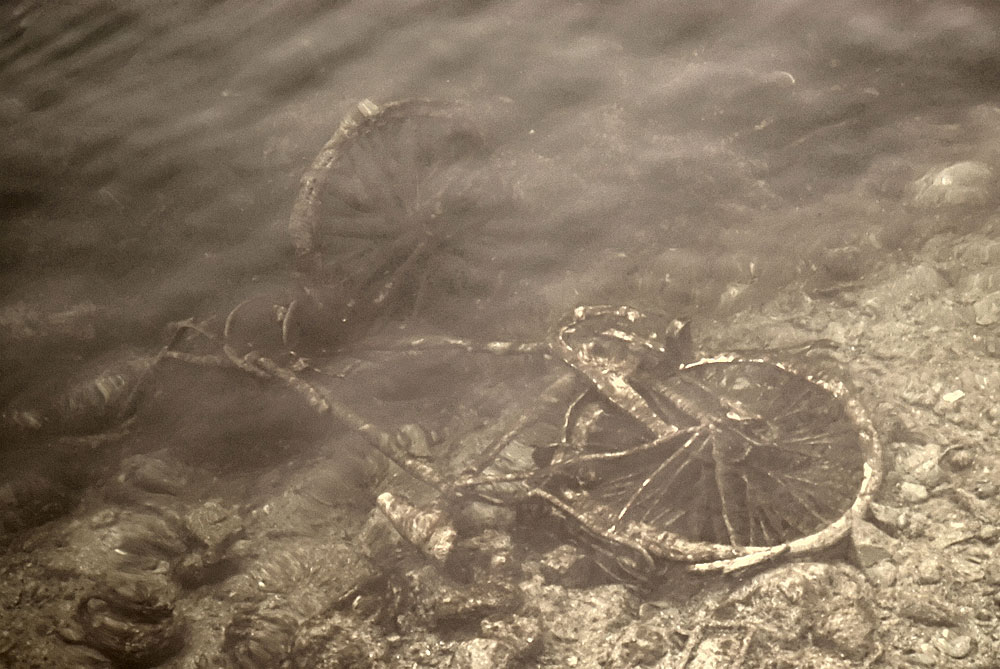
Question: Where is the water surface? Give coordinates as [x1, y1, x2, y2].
[2, 0, 998, 433]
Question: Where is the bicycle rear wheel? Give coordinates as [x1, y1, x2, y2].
[286, 99, 504, 351]
[290, 98, 494, 287]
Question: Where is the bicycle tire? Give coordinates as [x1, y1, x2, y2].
[289, 98, 492, 287]
[541, 354, 881, 573]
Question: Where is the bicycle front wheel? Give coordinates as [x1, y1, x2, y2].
[543, 356, 881, 571]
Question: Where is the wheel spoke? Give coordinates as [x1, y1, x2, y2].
[714, 447, 748, 546]
[544, 348, 874, 561]
[612, 429, 709, 530]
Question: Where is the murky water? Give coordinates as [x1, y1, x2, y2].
[4, 1, 999, 372]
[2, 0, 999, 460]
[1, 2, 999, 664]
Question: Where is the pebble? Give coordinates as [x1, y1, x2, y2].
[915, 557, 945, 585]
[912, 161, 993, 208]
[933, 397, 963, 417]
[868, 502, 907, 532]
[941, 389, 965, 404]
[451, 638, 518, 669]
[716, 562, 877, 662]
[894, 265, 948, 303]
[954, 235, 1000, 266]
[898, 592, 960, 627]
[974, 292, 1000, 326]
[851, 518, 899, 567]
[974, 481, 998, 499]
[902, 649, 938, 667]
[977, 524, 999, 542]
[959, 267, 1000, 296]
[896, 442, 941, 471]
[944, 448, 974, 471]
[935, 631, 974, 659]
[983, 557, 1000, 586]
[901, 482, 930, 504]
[865, 560, 898, 589]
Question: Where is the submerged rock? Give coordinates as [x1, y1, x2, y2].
[935, 630, 975, 659]
[225, 605, 300, 669]
[900, 481, 930, 504]
[974, 292, 1000, 325]
[704, 562, 878, 664]
[291, 610, 388, 669]
[75, 574, 184, 667]
[393, 564, 524, 634]
[450, 637, 524, 669]
[912, 161, 994, 208]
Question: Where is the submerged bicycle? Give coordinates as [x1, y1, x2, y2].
[243, 302, 883, 578]
[1, 100, 881, 581]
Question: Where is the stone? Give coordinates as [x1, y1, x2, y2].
[450, 638, 518, 669]
[954, 235, 1000, 266]
[974, 292, 1000, 326]
[820, 245, 867, 282]
[401, 565, 523, 633]
[888, 265, 947, 304]
[76, 574, 183, 667]
[905, 447, 947, 489]
[865, 560, 898, 589]
[983, 556, 1000, 586]
[291, 611, 387, 669]
[958, 267, 1000, 296]
[943, 448, 974, 471]
[851, 518, 899, 567]
[522, 578, 639, 665]
[898, 592, 961, 627]
[117, 454, 188, 497]
[974, 482, 998, 499]
[478, 615, 542, 662]
[915, 557, 945, 585]
[712, 562, 877, 662]
[184, 501, 243, 552]
[537, 544, 601, 587]
[903, 650, 939, 666]
[977, 524, 999, 542]
[450, 529, 517, 581]
[868, 501, 906, 532]
[935, 631, 974, 659]
[901, 482, 930, 504]
[601, 621, 671, 667]
[912, 161, 993, 208]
